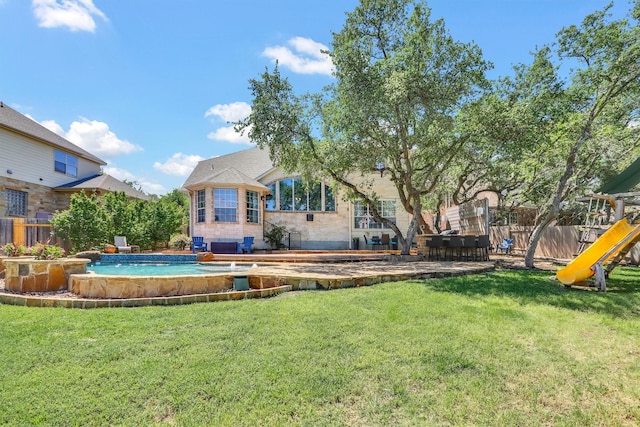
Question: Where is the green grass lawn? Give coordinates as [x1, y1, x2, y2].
[1, 267, 639, 426]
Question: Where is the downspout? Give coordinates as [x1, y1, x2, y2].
[188, 190, 192, 237]
[348, 200, 352, 249]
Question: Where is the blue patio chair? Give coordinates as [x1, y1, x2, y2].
[496, 238, 514, 254]
[192, 236, 207, 253]
[237, 236, 254, 254]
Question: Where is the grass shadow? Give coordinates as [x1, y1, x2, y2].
[420, 266, 640, 318]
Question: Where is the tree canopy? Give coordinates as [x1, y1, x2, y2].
[239, 0, 640, 261]
[238, 0, 491, 254]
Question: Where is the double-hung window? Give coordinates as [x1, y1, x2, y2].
[54, 150, 78, 177]
[353, 200, 396, 229]
[213, 188, 237, 222]
[246, 190, 259, 223]
[196, 189, 206, 223]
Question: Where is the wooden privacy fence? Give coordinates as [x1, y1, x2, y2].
[0, 218, 54, 247]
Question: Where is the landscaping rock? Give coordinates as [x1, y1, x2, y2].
[196, 252, 215, 262]
[74, 251, 102, 263]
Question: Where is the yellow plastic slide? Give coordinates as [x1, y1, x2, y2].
[557, 218, 640, 285]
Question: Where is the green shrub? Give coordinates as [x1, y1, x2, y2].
[169, 234, 191, 251]
[264, 223, 287, 249]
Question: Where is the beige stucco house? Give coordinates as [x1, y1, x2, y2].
[0, 102, 147, 220]
[182, 147, 412, 250]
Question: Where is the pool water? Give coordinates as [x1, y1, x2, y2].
[87, 262, 254, 276]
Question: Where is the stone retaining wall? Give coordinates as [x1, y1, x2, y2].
[3, 258, 90, 292]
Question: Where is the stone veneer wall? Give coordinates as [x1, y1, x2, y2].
[70, 273, 236, 298]
[3, 257, 90, 292]
[0, 176, 67, 216]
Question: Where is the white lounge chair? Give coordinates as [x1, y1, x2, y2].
[114, 236, 132, 253]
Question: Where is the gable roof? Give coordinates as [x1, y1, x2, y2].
[182, 147, 275, 189]
[55, 173, 149, 200]
[0, 101, 106, 166]
[187, 167, 269, 190]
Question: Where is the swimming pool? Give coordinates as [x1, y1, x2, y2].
[87, 262, 255, 276]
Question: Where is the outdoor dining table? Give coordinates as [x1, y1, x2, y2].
[420, 234, 490, 261]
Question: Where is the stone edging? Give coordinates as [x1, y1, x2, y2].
[0, 265, 495, 309]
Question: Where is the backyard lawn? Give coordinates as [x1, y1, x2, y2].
[1, 267, 639, 426]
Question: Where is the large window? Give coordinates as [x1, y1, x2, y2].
[246, 190, 259, 223]
[196, 189, 206, 223]
[354, 200, 396, 229]
[266, 179, 335, 212]
[6, 189, 27, 217]
[54, 150, 78, 177]
[213, 188, 237, 222]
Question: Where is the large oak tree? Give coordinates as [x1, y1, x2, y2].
[238, 0, 490, 254]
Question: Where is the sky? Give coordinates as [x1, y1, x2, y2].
[0, 0, 633, 195]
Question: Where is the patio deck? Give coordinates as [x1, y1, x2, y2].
[0, 251, 505, 308]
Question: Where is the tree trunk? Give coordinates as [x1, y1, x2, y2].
[524, 214, 554, 268]
[400, 216, 420, 255]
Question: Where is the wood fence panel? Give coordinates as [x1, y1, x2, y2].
[0, 218, 52, 247]
[0, 218, 13, 246]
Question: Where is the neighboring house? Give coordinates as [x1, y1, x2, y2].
[0, 102, 146, 219]
[182, 147, 412, 250]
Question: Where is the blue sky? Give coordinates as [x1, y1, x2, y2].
[1, 0, 632, 195]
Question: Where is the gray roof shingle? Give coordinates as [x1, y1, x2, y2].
[0, 102, 106, 165]
[182, 147, 275, 189]
[55, 173, 149, 200]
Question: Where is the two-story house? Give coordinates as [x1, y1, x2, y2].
[0, 102, 147, 220]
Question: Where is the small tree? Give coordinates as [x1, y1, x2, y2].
[51, 191, 109, 252]
[264, 223, 287, 249]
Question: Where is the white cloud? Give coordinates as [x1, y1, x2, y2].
[65, 118, 143, 157]
[103, 165, 167, 195]
[38, 119, 65, 136]
[262, 36, 334, 76]
[153, 153, 204, 176]
[33, 115, 141, 157]
[207, 126, 253, 145]
[32, 0, 107, 33]
[205, 102, 252, 122]
[204, 102, 253, 145]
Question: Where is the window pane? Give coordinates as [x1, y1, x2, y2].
[246, 190, 259, 223]
[325, 185, 335, 212]
[196, 189, 206, 223]
[308, 182, 322, 211]
[354, 201, 369, 229]
[54, 161, 66, 174]
[265, 183, 276, 211]
[214, 188, 237, 222]
[293, 178, 305, 211]
[279, 179, 293, 211]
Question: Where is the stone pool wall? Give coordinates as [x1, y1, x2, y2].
[3, 258, 90, 293]
[69, 273, 244, 298]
